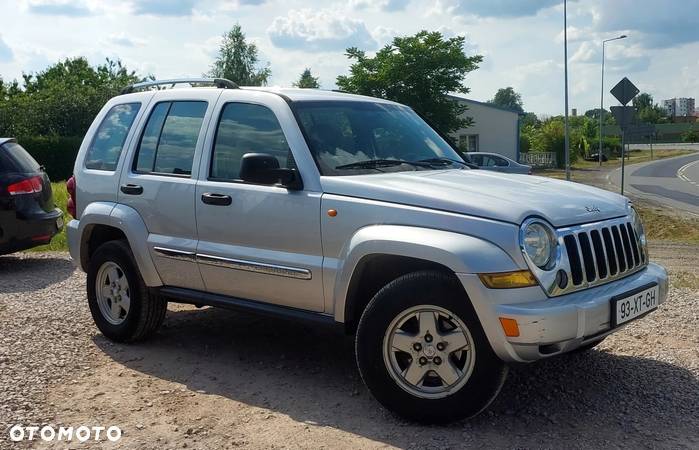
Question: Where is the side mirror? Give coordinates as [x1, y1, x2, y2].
[239, 153, 303, 190]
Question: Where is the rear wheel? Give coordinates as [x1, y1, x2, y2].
[87, 240, 166, 342]
[355, 271, 508, 423]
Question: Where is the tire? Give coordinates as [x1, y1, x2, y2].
[87, 240, 167, 343]
[355, 270, 508, 424]
[570, 337, 606, 353]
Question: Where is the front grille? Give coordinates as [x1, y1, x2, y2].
[561, 218, 645, 288]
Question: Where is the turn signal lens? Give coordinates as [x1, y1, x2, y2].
[499, 318, 520, 337]
[478, 270, 538, 289]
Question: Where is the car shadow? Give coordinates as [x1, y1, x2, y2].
[0, 253, 76, 293]
[93, 306, 699, 448]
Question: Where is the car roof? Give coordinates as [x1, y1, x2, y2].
[115, 86, 402, 106]
[0, 138, 16, 146]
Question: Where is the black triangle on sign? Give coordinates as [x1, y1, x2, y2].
[610, 77, 640, 106]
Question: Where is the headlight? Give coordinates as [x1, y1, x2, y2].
[630, 207, 647, 247]
[521, 220, 557, 269]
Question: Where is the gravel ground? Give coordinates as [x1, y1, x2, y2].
[1, 249, 698, 449]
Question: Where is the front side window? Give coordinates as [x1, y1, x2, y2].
[294, 101, 465, 176]
[85, 103, 141, 171]
[134, 101, 207, 176]
[210, 103, 292, 180]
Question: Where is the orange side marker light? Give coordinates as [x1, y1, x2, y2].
[499, 317, 520, 337]
[327, 209, 338, 217]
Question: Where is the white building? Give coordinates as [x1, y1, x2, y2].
[662, 97, 695, 117]
[448, 95, 521, 161]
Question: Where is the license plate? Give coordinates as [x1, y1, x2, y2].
[56, 217, 64, 230]
[611, 284, 658, 327]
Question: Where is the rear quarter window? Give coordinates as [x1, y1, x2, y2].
[85, 103, 141, 171]
[0, 142, 41, 173]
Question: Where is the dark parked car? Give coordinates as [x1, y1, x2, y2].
[0, 138, 63, 255]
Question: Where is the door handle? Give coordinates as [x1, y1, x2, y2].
[120, 184, 143, 195]
[201, 192, 232, 206]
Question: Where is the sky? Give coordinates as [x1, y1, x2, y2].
[0, 0, 698, 116]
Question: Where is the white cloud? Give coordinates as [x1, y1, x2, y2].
[26, 0, 93, 16]
[0, 35, 13, 63]
[350, 0, 410, 12]
[103, 32, 146, 48]
[592, 0, 699, 49]
[267, 9, 377, 52]
[435, 0, 562, 19]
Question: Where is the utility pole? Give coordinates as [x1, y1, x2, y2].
[599, 35, 627, 167]
[563, 0, 570, 181]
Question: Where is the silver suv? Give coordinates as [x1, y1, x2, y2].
[67, 78, 668, 423]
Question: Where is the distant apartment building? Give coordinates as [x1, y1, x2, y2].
[662, 97, 695, 117]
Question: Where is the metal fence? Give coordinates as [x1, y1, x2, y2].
[520, 152, 557, 168]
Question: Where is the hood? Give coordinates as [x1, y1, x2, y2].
[320, 169, 629, 227]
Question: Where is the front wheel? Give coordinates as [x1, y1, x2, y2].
[355, 271, 508, 424]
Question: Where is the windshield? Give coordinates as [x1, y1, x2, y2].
[294, 101, 467, 176]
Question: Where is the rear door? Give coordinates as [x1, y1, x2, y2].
[118, 89, 221, 291]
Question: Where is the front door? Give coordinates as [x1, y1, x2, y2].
[195, 100, 324, 311]
[119, 90, 220, 290]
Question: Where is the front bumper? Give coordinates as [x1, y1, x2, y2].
[458, 262, 669, 363]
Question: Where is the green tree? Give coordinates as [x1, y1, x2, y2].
[0, 57, 142, 137]
[681, 125, 699, 143]
[293, 68, 320, 88]
[336, 30, 482, 133]
[528, 118, 579, 167]
[489, 87, 524, 113]
[520, 112, 540, 128]
[207, 24, 271, 86]
[632, 92, 667, 124]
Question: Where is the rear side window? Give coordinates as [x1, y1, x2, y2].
[0, 142, 41, 173]
[210, 103, 291, 180]
[135, 101, 207, 176]
[85, 103, 141, 171]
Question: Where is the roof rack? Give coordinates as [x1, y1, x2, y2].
[120, 78, 239, 95]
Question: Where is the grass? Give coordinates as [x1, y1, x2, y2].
[30, 181, 69, 252]
[636, 205, 699, 244]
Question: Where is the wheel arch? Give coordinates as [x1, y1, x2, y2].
[335, 225, 521, 333]
[74, 202, 162, 286]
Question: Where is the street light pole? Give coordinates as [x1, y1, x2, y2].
[598, 35, 627, 166]
[564, 0, 570, 180]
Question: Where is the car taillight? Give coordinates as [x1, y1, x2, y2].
[66, 175, 77, 218]
[7, 176, 43, 196]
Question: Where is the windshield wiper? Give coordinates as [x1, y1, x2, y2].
[416, 157, 473, 168]
[335, 159, 431, 170]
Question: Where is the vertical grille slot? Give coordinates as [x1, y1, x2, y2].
[577, 232, 596, 282]
[590, 230, 607, 279]
[626, 223, 641, 266]
[564, 235, 583, 285]
[601, 227, 617, 276]
[618, 224, 635, 269]
[611, 225, 627, 273]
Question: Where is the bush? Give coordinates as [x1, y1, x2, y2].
[17, 135, 82, 181]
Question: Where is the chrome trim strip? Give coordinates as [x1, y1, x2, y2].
[153, 246, 197, 263]
[196, 253, 312, 280]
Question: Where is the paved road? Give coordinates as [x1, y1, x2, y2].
[609, 152, 699, 216]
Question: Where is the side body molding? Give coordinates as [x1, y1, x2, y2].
[69, 201, 162, 287]
[331, 225, 521, 322]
